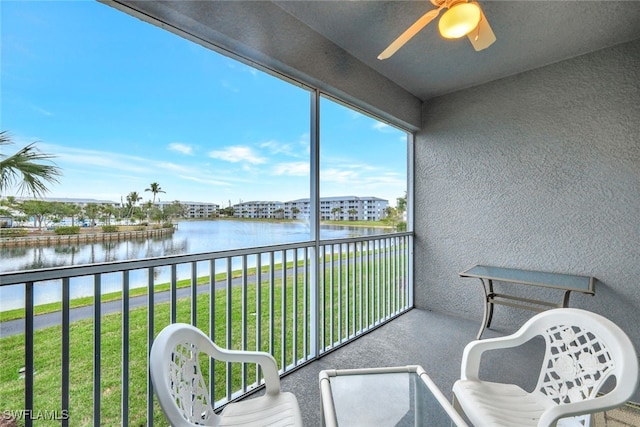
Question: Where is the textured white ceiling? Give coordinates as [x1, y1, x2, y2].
[274, 1, 640, 100]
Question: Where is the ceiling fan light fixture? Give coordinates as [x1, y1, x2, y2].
[438, 2, 481, 39]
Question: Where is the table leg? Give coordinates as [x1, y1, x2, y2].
[486, 279, 495, 328]
[476, 278, 490, 340]
[561, 290, 572, 307]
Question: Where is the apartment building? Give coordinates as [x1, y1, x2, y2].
[233, 201, 285, 219]
[155, 201, 219, 219]
[283, 196, 389, 221]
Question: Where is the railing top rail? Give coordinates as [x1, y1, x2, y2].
[0, 232, 412, 286]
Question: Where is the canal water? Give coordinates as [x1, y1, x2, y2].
[0, 220, 386, 311]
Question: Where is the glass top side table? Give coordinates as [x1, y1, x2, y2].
[319, 365, 468, 427]
[460, 265, 596, 339]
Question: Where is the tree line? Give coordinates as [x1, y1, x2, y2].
[0, 196, 186, 230]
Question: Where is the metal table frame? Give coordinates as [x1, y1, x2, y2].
[319, 365, 468, 427]
[459, 265, 595, 339]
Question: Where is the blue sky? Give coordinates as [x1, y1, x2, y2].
[1, 1, 407, 207]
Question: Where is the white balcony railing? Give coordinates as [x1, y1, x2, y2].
[0, 232, 412, 426]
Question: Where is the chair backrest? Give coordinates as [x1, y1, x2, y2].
[522, 309, 638, 413]
[150, 323, 221, 427]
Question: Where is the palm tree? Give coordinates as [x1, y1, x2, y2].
[331, 207, 343, 220]
[126, 191, 142, 219]
[0, 131, 61, 197]
[145, 182, 165, 204]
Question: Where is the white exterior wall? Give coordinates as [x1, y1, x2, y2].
[234, 201, 284, 218]
[282, 196, 388, 221]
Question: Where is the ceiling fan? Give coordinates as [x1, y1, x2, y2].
[378, 0, 496, 60]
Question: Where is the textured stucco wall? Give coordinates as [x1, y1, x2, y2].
[414, 39, 640, 353]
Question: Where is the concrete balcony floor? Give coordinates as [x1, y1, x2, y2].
[278, 308, 545, 426]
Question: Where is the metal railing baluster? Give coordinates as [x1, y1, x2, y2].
[170, 264, 177, 324]
[302, 247, 308, 360]
[61, 278, 70, 427]
[358, 241, 364, 334]
[280, 249, 287, 370]
[122, 270, 130, 427]
[269, 251, 275, 357]
[209, 259, 216, 403]
[241, 254, 248, 391]
[191, 262, 197, 326]
[292, 249, 298, 364]
[225, 257, 232, 400]
[256, 253, 262, 381]
[93, 275, 101, 426]
[25, 281, 34, 427]
[329, 244, 334, 346]
[147, 267, 154, 427]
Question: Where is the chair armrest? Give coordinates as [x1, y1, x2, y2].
[215, 347, 282, 395]
[538, 394, 627, 427]
[461, 333, 533, 381]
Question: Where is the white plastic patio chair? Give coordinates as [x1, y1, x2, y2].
[452, 308, 639, 427]
[150, 323, 303, 427]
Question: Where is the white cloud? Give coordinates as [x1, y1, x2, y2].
[156, 162, 193, 173]
[221, 80, 240, 93]
[178, 175, 232, 186]
[208, 146, 266, 164]
[41, 144, 153, 174]
[260, 139, 293, 155]
[321, 168, 359, 183]
[260, 136, 310, 158]
[224, 59, 259, 76]
[168, 142, 193, 155]
[31, 105, 53, 116]
[373, 122, 391, 132]
[272, 162, 309, 176]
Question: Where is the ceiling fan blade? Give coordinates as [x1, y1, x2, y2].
[467, 3, 496, 51]
[378, 7, 443, 60]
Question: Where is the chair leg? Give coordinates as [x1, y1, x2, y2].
[451, 394, 465, 427]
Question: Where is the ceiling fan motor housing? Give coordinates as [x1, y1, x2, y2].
[438, 2, 482, 39]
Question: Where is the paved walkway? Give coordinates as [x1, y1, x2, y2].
[0, 274, 259, 338]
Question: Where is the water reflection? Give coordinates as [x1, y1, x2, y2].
[0, 220, 389, 310]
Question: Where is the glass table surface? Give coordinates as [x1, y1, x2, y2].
[319, 366, 468, 427]
[460, 265, 594, 293]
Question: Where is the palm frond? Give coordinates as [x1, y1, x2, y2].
[0, 131, 62, 197]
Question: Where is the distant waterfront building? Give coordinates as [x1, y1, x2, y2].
[16, 197, 123, 208]
[155, 201, 219, 218]
[283, 196, 389, 221]
[233, 201, 284, 219]
[10, 198, 218, 219]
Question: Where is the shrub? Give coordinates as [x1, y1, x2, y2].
[0, 228, 29, 237]
[162, 222, 174, 229]
[54, 226, 81, 235]
[102, 225, 118, 233]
